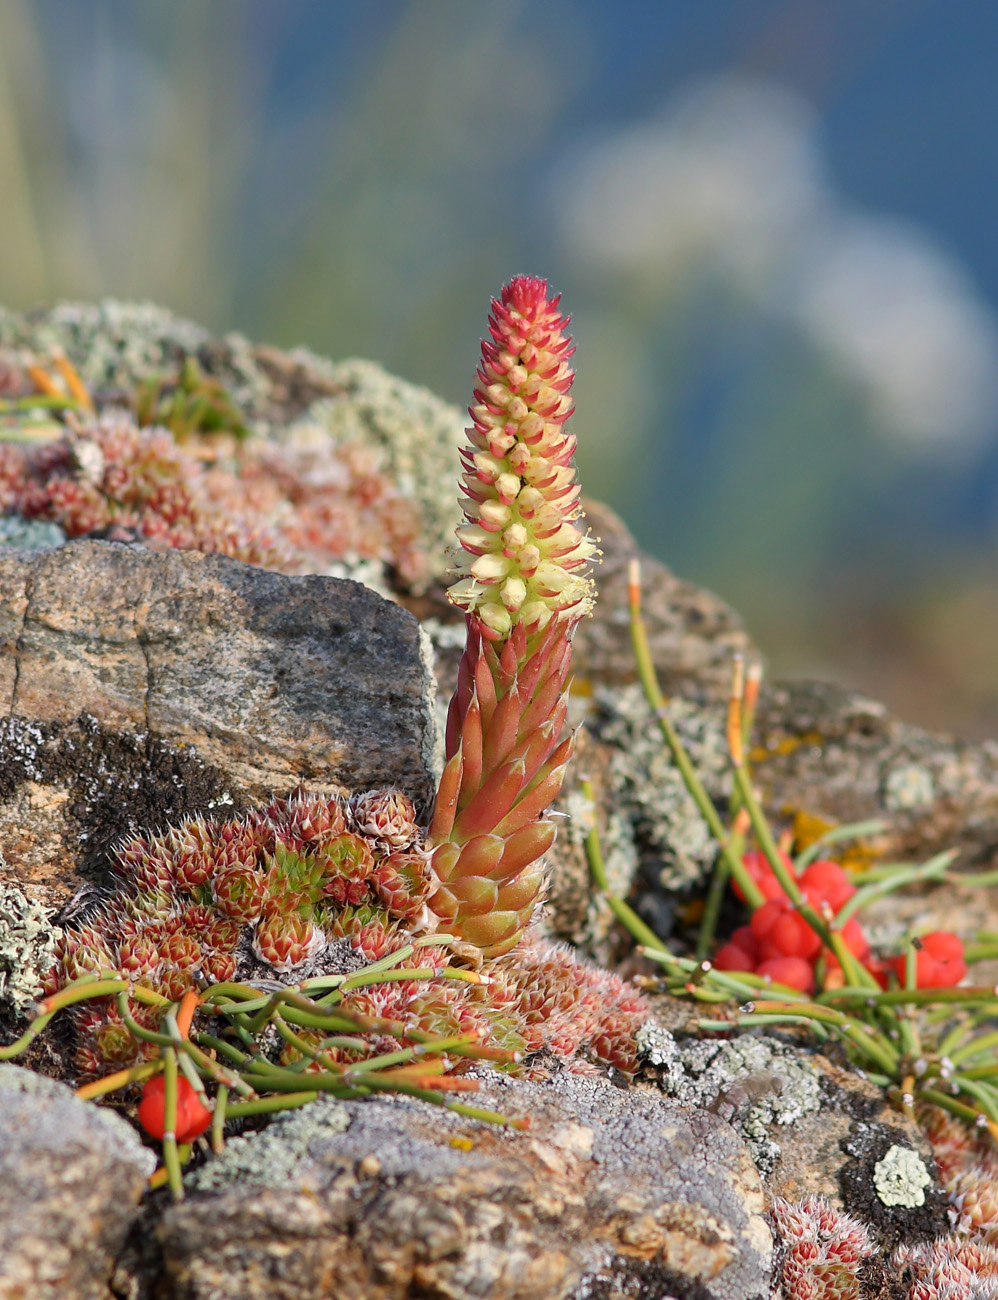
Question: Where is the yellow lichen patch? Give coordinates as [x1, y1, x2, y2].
[749, 730, 825, 764]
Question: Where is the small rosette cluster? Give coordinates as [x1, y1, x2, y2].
[770, 1196, 876, 1300]
[449, 274, 597, 640]
[47, 786, 431, 1075]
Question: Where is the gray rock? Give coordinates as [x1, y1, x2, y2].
[752, 678, 998, 870]
[0, 1063, 154, 1300]
[157, 1075, 771, 1300]
[0, 539, 438, 911]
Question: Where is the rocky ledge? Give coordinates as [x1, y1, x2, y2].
[1, 302, 996, 1300]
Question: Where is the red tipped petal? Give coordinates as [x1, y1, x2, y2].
[449, 833, 505, 880]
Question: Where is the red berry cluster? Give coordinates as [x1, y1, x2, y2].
[714, 849, 966, 995]
[891, 930, 967, 990]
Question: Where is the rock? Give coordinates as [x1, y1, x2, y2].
[155, 1074, 772, 1300]
[0, 539, 438, 913]
[752, 678, 998, 870]
[0, 1062, 154, 1300]
[637, 1017, 951, 1252]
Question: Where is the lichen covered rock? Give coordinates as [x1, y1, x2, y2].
[155, 1074, 772, 1300]
[0, 1063, 154, 1300]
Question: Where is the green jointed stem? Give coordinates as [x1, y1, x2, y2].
[162, 1048, 184, 1202]
[627, 563, 765, 910]
[223, 1091, 319, 1121]
[580, 778, 665, 951]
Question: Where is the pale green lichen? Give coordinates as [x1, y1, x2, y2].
[883, 763, 935, 812]
[186, 1096, 350, 1194]
[637, 1021, 823, 1176]
[873, 1144, 932, 1208]
[0, 881, 62, 1018]
[0, 300, 272, 425]
[0, 518, 67, 551]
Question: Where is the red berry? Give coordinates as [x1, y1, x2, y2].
[798, 860, 856, 912]
[893, 931, 966, 989]
[138, 1075, 212, 1144]
[922, 931, 964, 961]
[730, 926, 758, 962]
[733, 850, 793, 903]
[714, 943, 756, 972]
[838, 916, 869, 961]
[767, 909, 822, 961]
[750, 898, 790, 942]
[756, 956, 815, 994]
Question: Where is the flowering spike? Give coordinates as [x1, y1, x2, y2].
[453, 757, 527, 842]
[427, 276, 596, 954]
[479, 682, 522, 778]
[449, 276, 596, 632]
[456, 693, 484, 810]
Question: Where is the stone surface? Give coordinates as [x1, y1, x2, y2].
[155, 1074, 772, 1300]
[0, 1062, 154, 1300]
[637, 1015, 951, 1252]
[573, 499, 755, 699]
[0, 539, 438, 912]
[752, 678, 998, 870]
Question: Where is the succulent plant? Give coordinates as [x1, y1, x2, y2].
[426, 275, 597, 958]
[4, 279, 653, 1209]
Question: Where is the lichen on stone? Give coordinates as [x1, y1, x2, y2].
[303, 357, 467, 585]
[591, 682, 731, 893]
[0, 300, 271, 423]
[637, 1021, 823, 1175]
[882, 762, 935, 812]
[0, 517, 66, 551]
[0, 881, 62, 1018]
[872, 1143, 932, 1208]
[185, 1096, 350, 1194]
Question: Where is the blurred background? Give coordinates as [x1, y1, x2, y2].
[2, 0, 997, 738]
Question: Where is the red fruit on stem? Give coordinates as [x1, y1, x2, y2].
[138, 1075, 212, 1144]
[756, 956, 815, 994]
[837, 916, 870, 961]
[714, 943, 756, 973]
[798, 860, 856, 912]
[733, 850, 793, 903]
[767, 909, 822, 962]
[893, 931, 966, 989]
[730, 925, 758, 962]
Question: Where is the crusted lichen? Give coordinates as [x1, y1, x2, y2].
[592, 683, 731, 894]
[637, 1021, 822, 1176]
[873, 1144, 932, 1209]
[882, 763, 935, 812]
[0, 300, 272, 423]
[303, 358, 466, 584]
[0, 881, 62, 1019]
[186, 1096, 350, 1194]
[0, 518, 67, 551]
